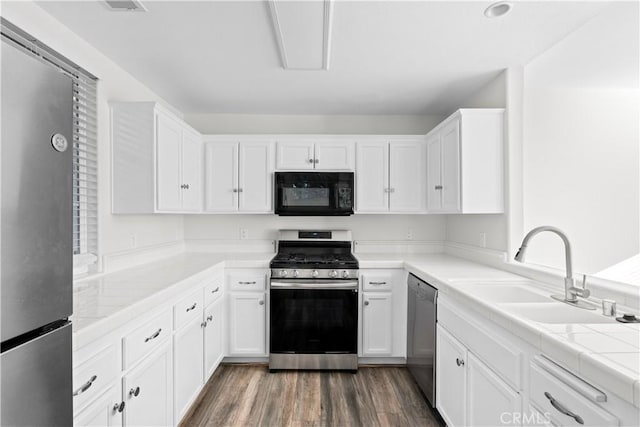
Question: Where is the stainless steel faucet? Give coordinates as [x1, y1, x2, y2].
[515, 226, 595, 310]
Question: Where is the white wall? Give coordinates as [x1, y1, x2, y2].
[2, 2, 185, 266]
[445, 71, 509, 251]
[522, 2, 639, 275]
[185, 113, 443, 135]
[184, 214, 446, 243]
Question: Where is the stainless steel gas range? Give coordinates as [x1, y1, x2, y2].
[269, 230, 359, 372]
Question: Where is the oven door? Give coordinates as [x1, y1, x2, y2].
[274, 172, 354, 216]
[270, 281, 358, 354]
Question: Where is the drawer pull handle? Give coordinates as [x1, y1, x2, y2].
[369, 281, 387, 285]
[435, 185, 443, 190]
[207, 315, 213, 322]
[238, 281, 257, 285]
[364, 301, 370, 306]
[211, 287, 220, 293]
[129, 386, 141, 398]
[201, 321, 207, 328]
[144, 328, 162, 343]
[186, 303, 197, 312]
[73, 375, 97, 396]
[113, 401, 125, 413]
[544, 392, 584, 425]
[456, 358, 465, 367]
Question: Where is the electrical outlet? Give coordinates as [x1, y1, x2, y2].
[479, 232, 487, 248]
[240, 228, 249, 240]
[407, 228, 413, 240]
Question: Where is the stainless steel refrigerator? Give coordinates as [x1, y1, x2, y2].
[1, 39, 73, 425]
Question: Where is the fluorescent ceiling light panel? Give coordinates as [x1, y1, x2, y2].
[268, 0, 333, 70]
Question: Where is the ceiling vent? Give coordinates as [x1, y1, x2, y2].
[104, 0, 147, 12]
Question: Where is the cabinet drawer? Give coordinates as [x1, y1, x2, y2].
[530, 363, 618, 426]
[362, 273, 393, 291]
[73, 344, 119, 414]
[228, 273, 266, 291]
[174, 288, 204, 330]
[204, 275, 224, 307]
[123, 310, 171, 369]
[438, 299, 522, 389]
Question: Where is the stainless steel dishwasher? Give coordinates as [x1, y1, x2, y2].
[407, 273, 438, 407]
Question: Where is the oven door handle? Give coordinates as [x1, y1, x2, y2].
[271, 280, 358, 290]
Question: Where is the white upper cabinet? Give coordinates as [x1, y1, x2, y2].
[111, 102, 203, 214]
[276, 139, 354, 170]
[426, 109, 504, 214]
[204, 139, 274, 213]
[356, 139, 425, 213]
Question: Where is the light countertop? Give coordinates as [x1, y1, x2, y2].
[72, 251, 640, 408]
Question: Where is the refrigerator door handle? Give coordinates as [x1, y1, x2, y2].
[73, 375, 97, 396]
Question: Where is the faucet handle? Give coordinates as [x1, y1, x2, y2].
[573, 274, 590, 299]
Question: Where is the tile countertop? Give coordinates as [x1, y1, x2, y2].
[72, 251, 640, 408]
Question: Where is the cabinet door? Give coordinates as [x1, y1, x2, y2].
[156, 113, 183, 212]
[123, 343, 172, 427]
[440, 118, 461, 212]
[355, 141, 389, 212]
[204, 298, 225, 380]
[314, 140, 354, 170]
[239, 141, 274, 212]
[362, 293, 393, 356]
[276, 141, 315, 170]
[228, 292, 266, 356]
[181, 130, 202, 212]
[389, 140, 425, 212]
[467, 352, 521, 427]
[204, 142, 238, 212]
[173, 317, 204, 423]
[426, 132, 442, 212]
[74, 387, 123, 427]
[436, 325, 467, 427]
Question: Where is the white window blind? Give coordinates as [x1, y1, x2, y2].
[1, 19, 99, 273]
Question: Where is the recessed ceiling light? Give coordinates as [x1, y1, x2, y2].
[484, 2, 512, 18]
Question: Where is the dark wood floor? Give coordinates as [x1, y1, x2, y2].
[180, 364, 443, 427]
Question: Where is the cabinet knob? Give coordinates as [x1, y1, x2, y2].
[201, 321, 207, 328]
[232, 188, 238, 193]
[456, 358, 465, 367]
[207, 315, 213, 322]
[238, 188, 243, 193]
[435, 185, 443, 190]
[258, 300, 265, 305]
[113, 401, 125, 413]
[129, 386, 140, 398]
[185, 184, 190, 189]
[308, 159, 314, 164]
[389, 188, 395, 193]
[364, 301, 370, 306]
[314, 159, 319, 164]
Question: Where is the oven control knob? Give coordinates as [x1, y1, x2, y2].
[329, 270, 338, 278]
[341, 270, 350, 279]
[311, 269, 319, 278]
[293, 270, 299, 278]
[280, 269, 288, 277]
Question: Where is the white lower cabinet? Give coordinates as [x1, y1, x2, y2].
[228, 291, 266, 356]
[436, 324, 521, 427]
[204, 297, 225, 379]
[74, 387, 123, 427]
[362, 292, 393, 355]
[359, 269, 407, 358]
[123, 342, 173, 427]
[173, 316, 205, 423]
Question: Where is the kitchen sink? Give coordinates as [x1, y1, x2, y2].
[462, 285, 553, 303]
[499, 303, 616, 324]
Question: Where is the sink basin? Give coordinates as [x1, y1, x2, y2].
[500, 303, 616, 324]
[463, 285, 553, 303]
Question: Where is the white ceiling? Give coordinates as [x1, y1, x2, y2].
[36, 1, 610, 115]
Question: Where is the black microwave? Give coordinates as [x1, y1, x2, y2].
[274, 172, 354, 216]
